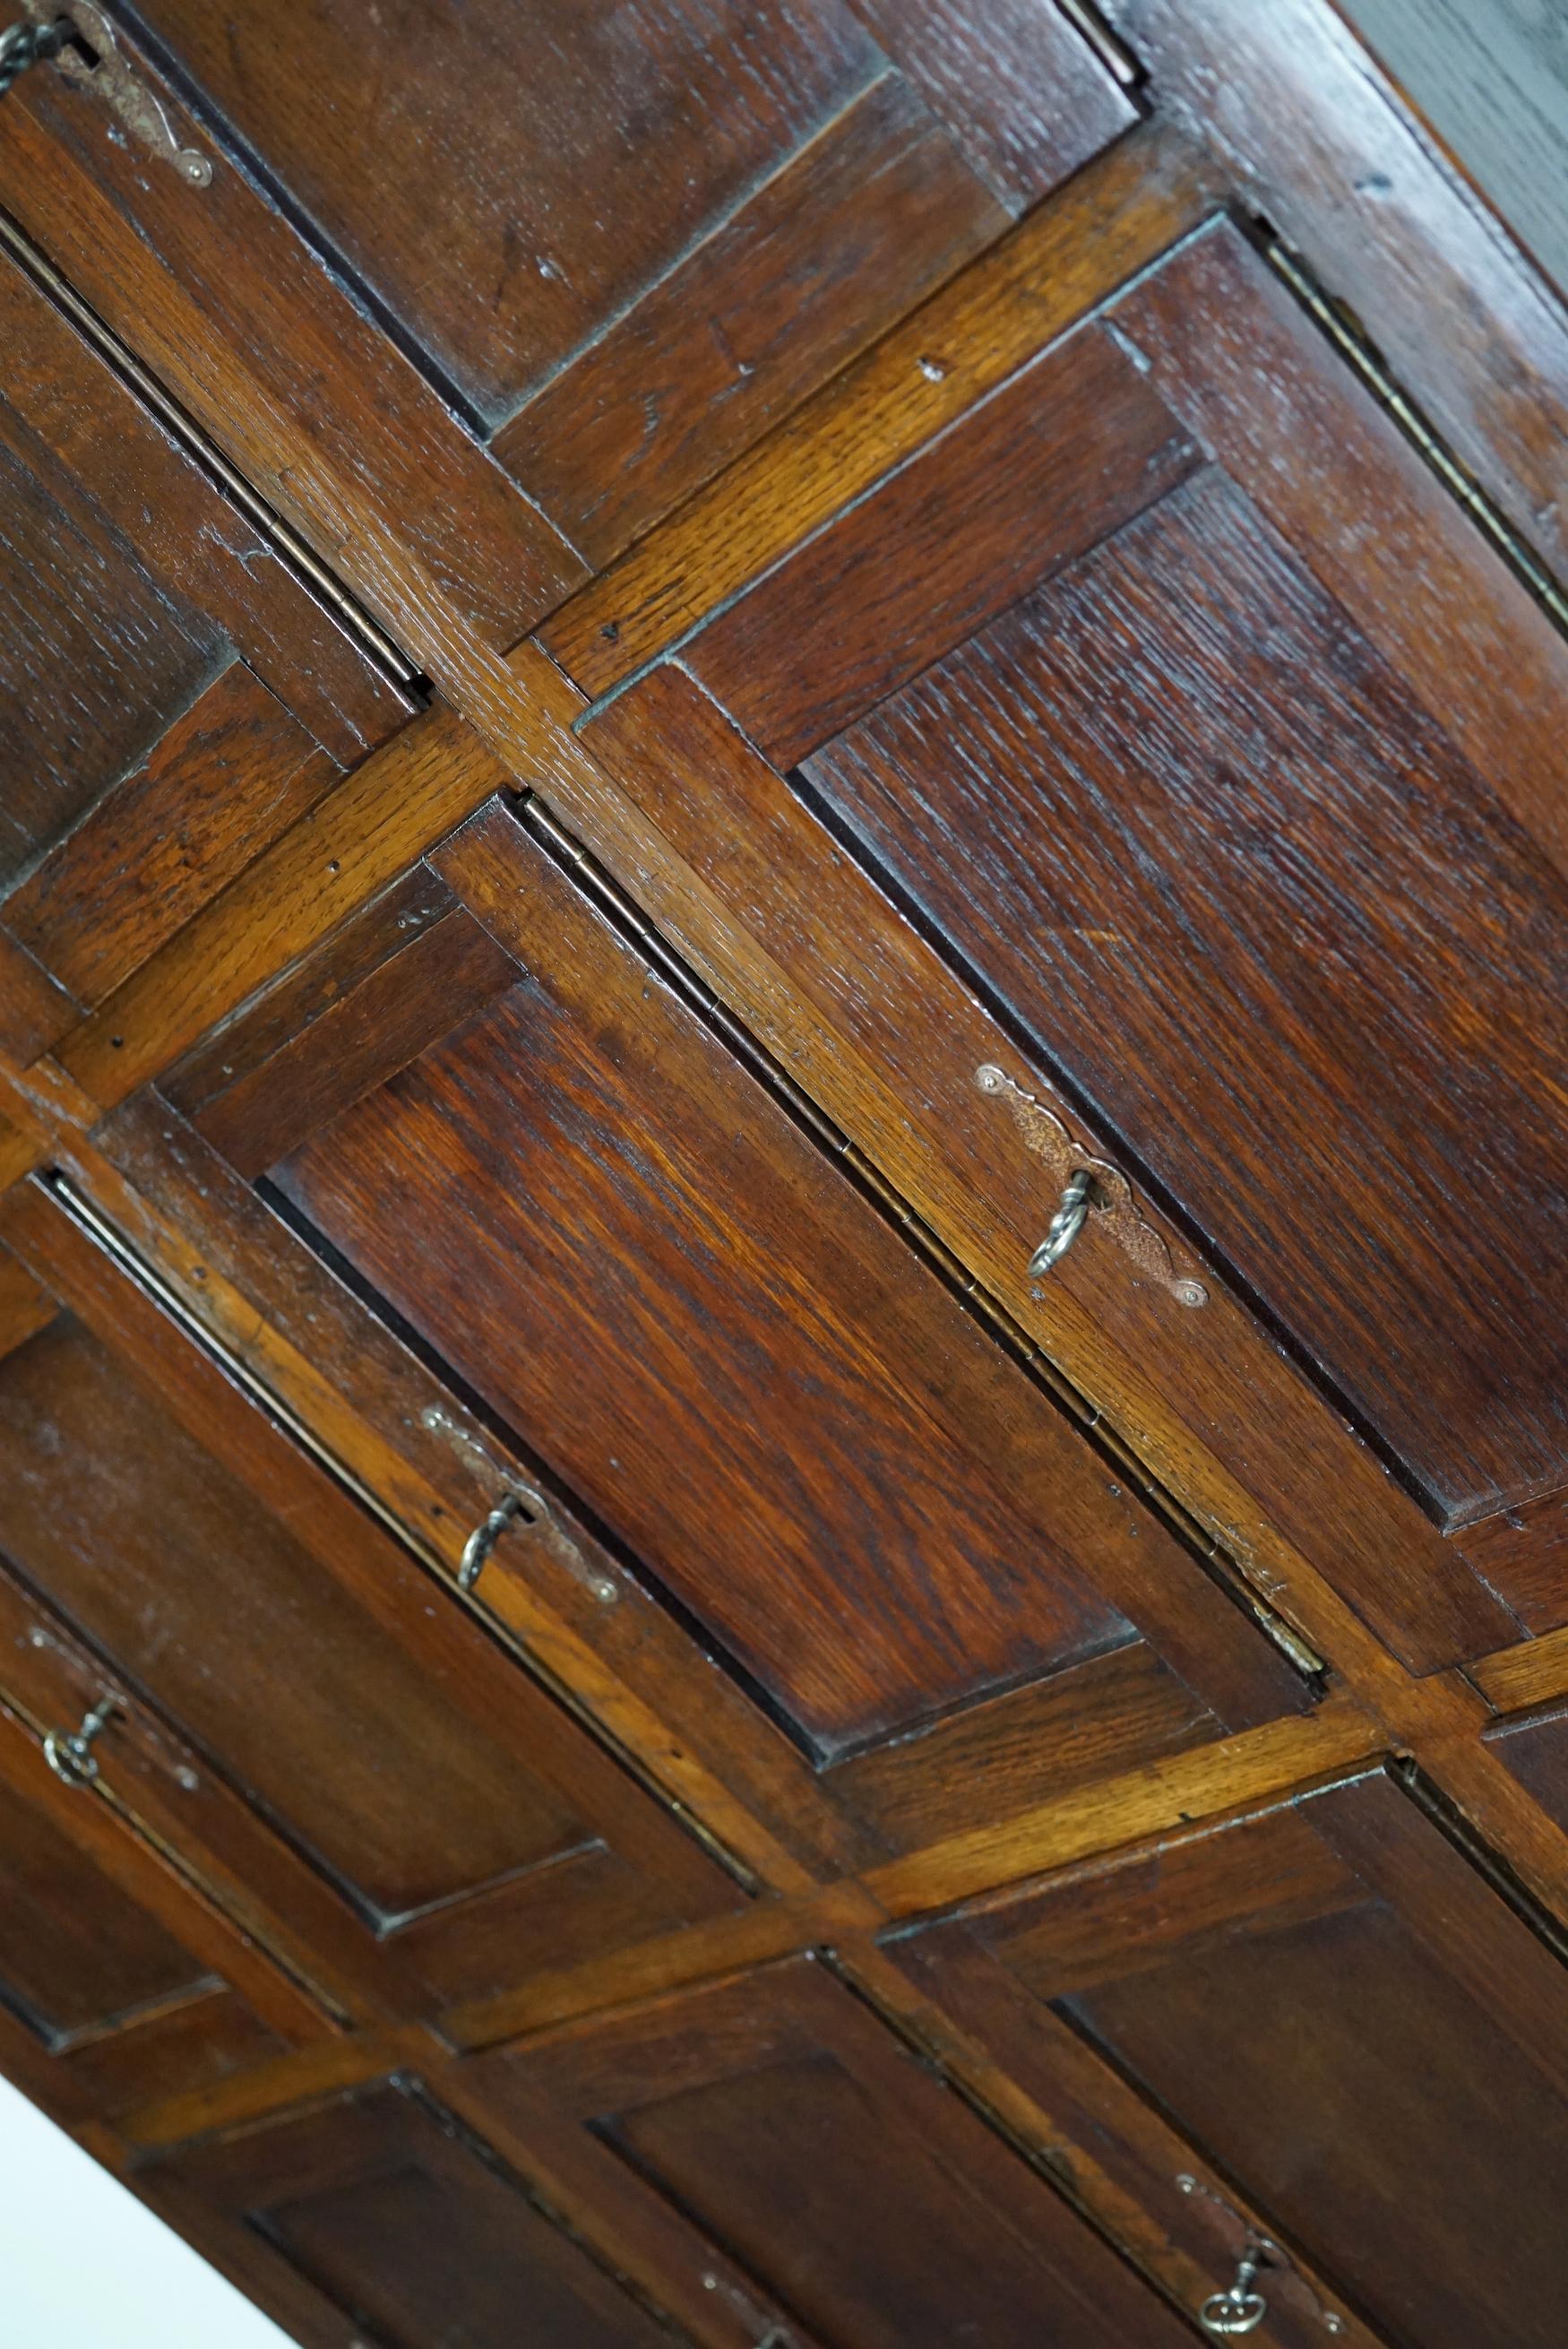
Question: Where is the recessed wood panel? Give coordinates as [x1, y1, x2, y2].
[471, 1958, 1193, 2347]
[0, 1777, 211, 2042]
[0, 1194, 742, 2012]
[262, 800, 1302, 1757]
[0, 409, 223, 894]
[129, 0, 880, 427]
[0, 1315, 584, 1923]
[802, 453, 1568, 1528]
[892, 1771, 1568, 2349]
[0, 1726, 286, 2117]
[151, 2084, 681, 2349]
[494, 70, 1006, 565]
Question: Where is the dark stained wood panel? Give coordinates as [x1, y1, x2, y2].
[685, 317, 1198, 766]
[892, 1771, 1568, 2349]
[0, 1778, 213, 2040]
[0, 1316, 586, 1922]
[128, 0, 881, 427]
[845, 0, 1137, 210]
[150, 2083, 684, 2349]
[0, 1715, 289, 2116]
[802, 457, 1568, 1528]
[0, 1191, 744, 2012]
[473, 1957, 1195, 2348]
[0, 410, 224, 893]
[494, 70, 1007, 566]
[1486, 1706, 1568, 1837]
[265, 799, 1304, 1757]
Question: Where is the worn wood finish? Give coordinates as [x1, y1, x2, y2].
[130, 0, 883, 427]
[629, 217, 1568, 1637]
[844, 0, 1137, 210]
[470, 1956, 1196, 2347]
[146, 2080, 691, 2349]
[892, 1768, 1568, 2349]
[1486, 1706, 1568, 1839]
[4, 664, 330, 1009]
[0, 1691, 304, 2118]
[573, 658, 1510, 1681]
[0, 237, 409, 764]
[803, 443, 1568, 1527]
[253, 797, 1306, 1754]
[539, 122, 1221, 695]
[0, 1186, 743, 2015]
[493, 71, 1008, 566]
[4, 0, 1568, 2336]
[51, 702, 512, 1110]
[1100, 0, 1568, 593]
[1341, 0, 1568, 299]
[685, 316, 1200, 767]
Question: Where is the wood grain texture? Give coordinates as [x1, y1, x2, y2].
[846, 0, 1136, 209]
[0, 1184, 742, 2014]
[685, 316, 1197, 764]
[804, 461, 1568, 1526]
[0, 397, 224, 894]
[193, 908, 517, 1179]
[4, 664, 329, 1006]
[0, 1705, 293, 2117]
[1341, 0, 1568, 299]
[1101, 0, 1568, 592]
[53, 703, 513, 1110]
[495, 71, 1006, 566]
[472, 1957, 1195, 2347]
[823, 1644, 1217, 1855]
[1454, 1490, 1568, 1634]
[1486, 1706, 1568, 1838]
[0, 242, 410, 764]
[161, 866, 459, 1122]
[910, 1771, 1568, 2349]
[270, 799, 1305, 1752]
[0, 50, 582, 650]
[538, 121, 1220, 694]
[90, 1091, 869, 1893]
[0, 928, 78, 1064]
[874, 1929, 1369, 2349]
[1110, 220, 1568, 890]
[130, 0, 879, 427]
[573, 666, 1503, 1677]
[147, 2081, 685, 2349]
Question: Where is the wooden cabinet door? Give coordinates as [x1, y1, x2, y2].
[0, 1195, 741, 2017]
[0, 227, 410, 1062]
[891, 1766, 1568, 2348]
[147, 2080, 691, 2349]
[0, 0, 1131, 582]
[554, 211, 1568, 1678]
[0, 1693, 293, 2126]
[466, 1954, 1194, 2347]
[158, 790, 1307, 1773]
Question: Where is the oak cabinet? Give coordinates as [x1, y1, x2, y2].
[0, 1196, 741, 2021]
[463, 1956, 1195, 2348]
[891, 1767, 1568, 2348]
[0, 0, 1566, 2340]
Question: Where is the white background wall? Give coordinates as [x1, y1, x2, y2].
[0, 2073, 291, 2346]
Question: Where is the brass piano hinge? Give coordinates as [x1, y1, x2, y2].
[1262, 230, 1568, 645]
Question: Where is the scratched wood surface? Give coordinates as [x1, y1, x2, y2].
[1, 3, 1568, 2344]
